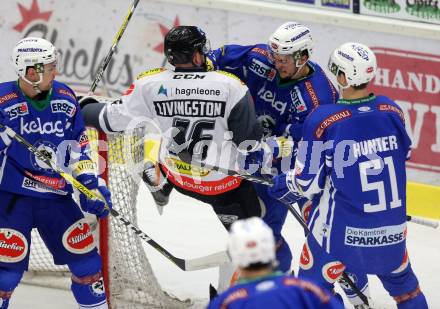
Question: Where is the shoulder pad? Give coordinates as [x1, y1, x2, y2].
[215, 70, 245, 85]
[136, 68, 166, 80]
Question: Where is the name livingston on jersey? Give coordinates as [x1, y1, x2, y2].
[154, 99, 226, 117]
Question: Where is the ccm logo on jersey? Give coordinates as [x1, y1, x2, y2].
[0, 229, 28, 263]
[344, 223, 406, 247]
[4, 102, 29, 119]
[249, 59, 276, 81]
[51, 100, 76, 117]
[62, 219, 95, 254]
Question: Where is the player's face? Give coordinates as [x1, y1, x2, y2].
[39, 61, 58, 91]
[272, 54, 297, 79]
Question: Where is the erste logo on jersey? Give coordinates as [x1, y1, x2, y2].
[62, 219, 95, 254]
[20, 117, 64, 137]
[4, 102, 29, 119]
[291, 86, 307, 113]
[322, 261, 345, 283]
[50, 100, 76, 117]
[0, 229, 28, 263]
[249, 58, 276, 81]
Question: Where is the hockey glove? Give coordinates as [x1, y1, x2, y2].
[268, 171, 302, 205]
[0, 109, 17, 151]
[79, 177, 112, 218]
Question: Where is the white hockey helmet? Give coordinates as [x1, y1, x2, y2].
[328, 42, 377, 87]
[11, 37, 58, 85]
[268, 22, 313, 59]
[227, 217, 276, 268]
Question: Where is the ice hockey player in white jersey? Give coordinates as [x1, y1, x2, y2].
[268, 42, 428, 308]
[81, 26, 266, 231]
[0, 37, 111, 309]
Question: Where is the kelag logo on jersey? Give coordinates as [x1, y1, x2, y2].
[4, 102, 29, 119]
[257, 87, 287, 115]
[249, 59, 276, 81]
[20, 117, 64, 137]
[50, 100, 76, 117]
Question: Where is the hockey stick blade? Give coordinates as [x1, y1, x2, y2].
[2, 125, 227, 271]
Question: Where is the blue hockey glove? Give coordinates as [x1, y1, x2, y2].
[79, 177, 112, 218]
[268, 171, 302, 205]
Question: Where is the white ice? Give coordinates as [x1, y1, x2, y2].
[12, 187, 440, 308]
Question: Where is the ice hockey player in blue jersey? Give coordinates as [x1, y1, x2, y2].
[0, 37, 112, 309]
[207, 217, 343, 309]
[207, 22, 338, 274]
[268, 42, 428, 308]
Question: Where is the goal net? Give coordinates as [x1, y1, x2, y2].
[25, 122, 185, 308]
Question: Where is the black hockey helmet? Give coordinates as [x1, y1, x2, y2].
[164, 26, 210, 65]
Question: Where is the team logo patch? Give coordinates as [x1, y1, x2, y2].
[314, 110, 352, 139]
[30, 140, 58, 173]
[50, 100, 76, 117]
[0, 229, 28, 263]
[62, 219, 95, 254]
[322, 261, 345, 283]
[255, 280, 276, 291]
[4, 102, 29, 119]
[90, 277, 106, 296]
[299, 241, 313, 270]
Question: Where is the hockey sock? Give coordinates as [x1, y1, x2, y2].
[275, 236, 292, 273]
[394, 286, 428, 309]
[338, 272, 369, 306]
[68, 254, 108, 309]
[0, 268, 23, 309]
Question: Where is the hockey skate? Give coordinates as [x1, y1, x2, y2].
[142, 161, 173, 207]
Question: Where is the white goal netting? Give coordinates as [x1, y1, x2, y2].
[26, 126, 185, 309]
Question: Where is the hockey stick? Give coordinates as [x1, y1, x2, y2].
[1, 125, 229, 271]
[89, 0, 141, 94]
[176, 156, 371, 305]
[184, 158, 436, 228]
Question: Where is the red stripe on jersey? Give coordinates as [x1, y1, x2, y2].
[314, 110, 352, 139]
[305, 81, 320, 108]
[160, 163, 242, 195]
